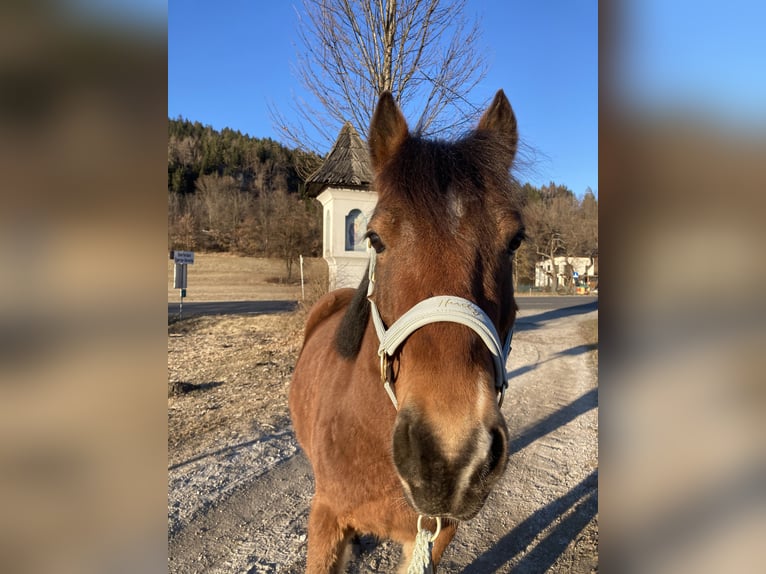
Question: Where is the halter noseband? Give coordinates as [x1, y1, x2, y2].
[366, 241, 513, 410]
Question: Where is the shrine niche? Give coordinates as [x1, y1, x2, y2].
[345, 209, 367, 252]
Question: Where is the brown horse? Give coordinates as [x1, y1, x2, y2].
[289, 90, 525, 572]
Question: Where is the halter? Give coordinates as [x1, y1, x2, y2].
[366, 240, 513, 410]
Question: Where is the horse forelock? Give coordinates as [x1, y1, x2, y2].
[374, 131, 520, 236]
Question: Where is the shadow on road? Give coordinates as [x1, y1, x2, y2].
[168, 427, 295, 472]
[515, 301, 598, 332]
[167, 300, 297, 317]
[507, 342, 598, 380]
[508, 389, 598, 456]
[460, 469, 598, 573]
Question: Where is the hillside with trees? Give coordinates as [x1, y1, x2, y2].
[167, 117, 597, 289]
[167, 118, 323, 278]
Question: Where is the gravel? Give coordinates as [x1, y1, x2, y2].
[168, 303, 598, 573]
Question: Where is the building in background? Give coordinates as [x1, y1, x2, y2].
[306, 122, 377, 290]
[535, 256, 598, 292]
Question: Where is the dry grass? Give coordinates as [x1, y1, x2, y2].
[167, 252, 590, 303]
[167, 253, 328, 302]
[166, 254, 328, 467]
[167, 312, 306, 468]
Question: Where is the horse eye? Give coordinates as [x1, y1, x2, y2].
[366, 231, 386, 253]
[507, 230, 525, 254]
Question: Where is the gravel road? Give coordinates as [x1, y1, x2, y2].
[168, 300, 598, 573]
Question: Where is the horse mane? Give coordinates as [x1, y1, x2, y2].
[334, 272, 371, 359]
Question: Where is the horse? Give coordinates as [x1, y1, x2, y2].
[289, 90, 525, 573]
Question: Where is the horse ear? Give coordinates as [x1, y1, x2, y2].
[369, 91, 409, 172]
[477, 89, 518, 166]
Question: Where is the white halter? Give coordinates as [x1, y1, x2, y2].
[365, 241, 512, 409]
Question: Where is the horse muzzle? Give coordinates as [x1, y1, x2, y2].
[391, 405, 509, 521]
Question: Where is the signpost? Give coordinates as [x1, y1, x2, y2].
[299, 254, 305, 301]
[172, 250, 194, 265]
[170, 251, 194, 318]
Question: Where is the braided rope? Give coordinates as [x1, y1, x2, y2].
[407, 516, 441, 574]
[407, 528, 434, 574]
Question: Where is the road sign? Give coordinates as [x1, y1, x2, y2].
[174, 263, 188, 289]
[171, 250, 195, 264]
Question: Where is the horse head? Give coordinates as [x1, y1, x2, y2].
[366, 90, 525, 521]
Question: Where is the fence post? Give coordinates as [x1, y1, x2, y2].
[300, 255, 305, 300]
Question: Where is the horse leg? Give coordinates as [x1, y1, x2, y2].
[306, 498, 352, 574]
[397, 541, 414, 574]
[431, 521, 457, 566]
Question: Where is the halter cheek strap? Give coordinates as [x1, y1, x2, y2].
[366, 242, 513, 409]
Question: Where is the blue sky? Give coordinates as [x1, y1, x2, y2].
[168, 1, 598, 197]
[615, 0, 766, 128]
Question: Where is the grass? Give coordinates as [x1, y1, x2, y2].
[167, 253, 328, 302]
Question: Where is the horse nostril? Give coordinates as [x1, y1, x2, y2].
[392, 410, 421, 482]
[486, 426, 508, 475]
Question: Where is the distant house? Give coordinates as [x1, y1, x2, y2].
[535, 256, 598, 290]
[305, 122, 377, 290]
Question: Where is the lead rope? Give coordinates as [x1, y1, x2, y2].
[407, 516, 442, 574]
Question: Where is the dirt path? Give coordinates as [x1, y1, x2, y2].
[168, 302, 598, 573]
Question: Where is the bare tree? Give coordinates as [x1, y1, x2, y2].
[168, 191, 198, 251]
[578, 187, 598, 259]
[522, 183, 598, 293]
[194, 174, 252, 250]
[524, 184, 576, 292]
[253, 188, 322, 280]
[273, 0, 488, 152]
